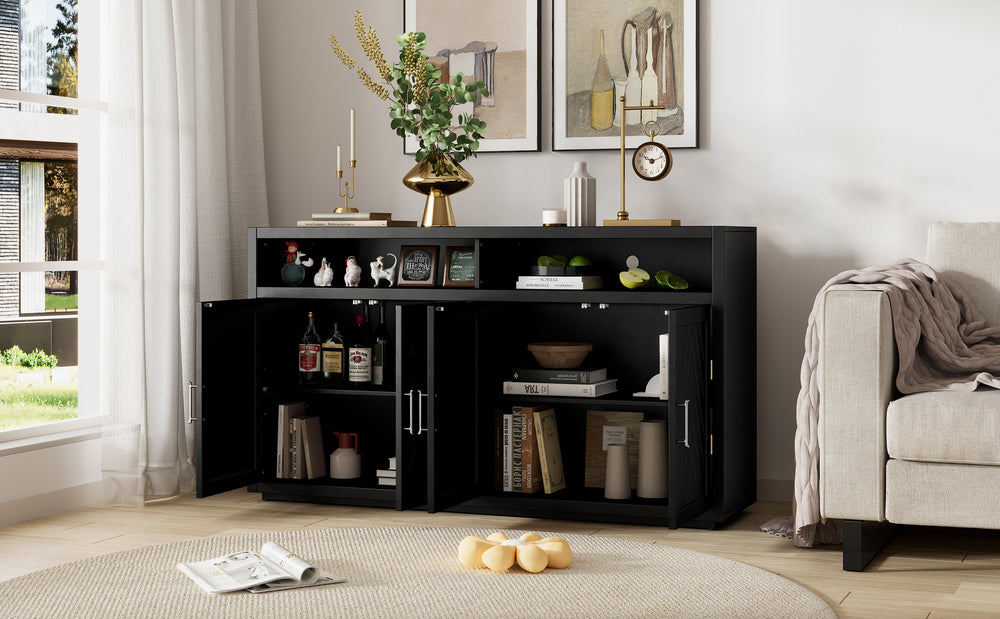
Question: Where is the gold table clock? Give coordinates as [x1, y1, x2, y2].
[632, 120, 673, 181]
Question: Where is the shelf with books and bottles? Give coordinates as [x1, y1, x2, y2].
[197, 225, 755, 529]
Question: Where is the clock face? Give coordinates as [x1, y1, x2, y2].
[632, 142, 673, 181]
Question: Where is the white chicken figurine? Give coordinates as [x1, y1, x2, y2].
[344, 256, 362, 287]
[314, 257, 334, 287]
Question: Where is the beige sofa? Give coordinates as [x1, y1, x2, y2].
[820, 222, 1000, 570]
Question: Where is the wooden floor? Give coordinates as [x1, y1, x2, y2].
[2, 492, 1000, 617]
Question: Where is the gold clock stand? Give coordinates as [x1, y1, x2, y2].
[602, 97, 681, 227]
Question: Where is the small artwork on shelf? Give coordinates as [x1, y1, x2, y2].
[443, 246, 476, 288]
[396, 245, 439, 287]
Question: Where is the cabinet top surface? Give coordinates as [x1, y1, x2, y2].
[254, 225, 756, 240]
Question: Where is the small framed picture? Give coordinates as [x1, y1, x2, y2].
[443, 246, 476, 288]
[396, 245, 439, 287]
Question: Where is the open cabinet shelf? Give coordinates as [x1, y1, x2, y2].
[196, 226, 756, 529]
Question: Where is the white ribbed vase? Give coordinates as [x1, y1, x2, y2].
[564, 161, 596, 226]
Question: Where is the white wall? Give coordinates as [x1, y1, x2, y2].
[257, 0, 1000, 500]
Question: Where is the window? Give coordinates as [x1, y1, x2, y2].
[0, 0, 101, 436]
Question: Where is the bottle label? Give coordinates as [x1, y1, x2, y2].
[322, 343, 344, 373]
[299, 343, 321, 372]
[373, 365, 384, 386]
[372, 342, 384, 386]
[348, 346, 372, 382]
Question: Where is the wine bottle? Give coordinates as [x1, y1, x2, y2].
[372, 302, 392, 386]
[348, 312, 372, 385]
[298, 311, 321, 384]
[590, 29, 614, 131]
[321, 322, 346, 385]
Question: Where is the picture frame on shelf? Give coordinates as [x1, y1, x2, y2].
[403, 0, 541, 154]
[443, 246, 476, 288]
[552, 0, 698, 151]
[396, 245, 439, 287]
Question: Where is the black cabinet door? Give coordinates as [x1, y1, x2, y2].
[667, 305, 711, 528]
[196, 299, 260, 497]
[395, 303, 430, 510]
[426, 303, 482, 512]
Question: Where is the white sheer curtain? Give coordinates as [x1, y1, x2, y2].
[101, 0, 269, 504]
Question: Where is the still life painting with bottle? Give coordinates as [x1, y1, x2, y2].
[555, 0, 697, 150]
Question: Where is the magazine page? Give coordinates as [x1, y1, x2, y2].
[248, 572, 346, 593]
[177, 543, 318, 594]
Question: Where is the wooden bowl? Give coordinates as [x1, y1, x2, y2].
[526, 342, 593, 369]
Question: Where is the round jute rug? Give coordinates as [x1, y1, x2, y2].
[0, 527, 834, 618]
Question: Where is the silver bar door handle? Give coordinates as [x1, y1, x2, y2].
[186, 381, 197, 424]
[404, 389, 416, 435]
[416, 390, 428, 436]
[677, 399, 690, 448]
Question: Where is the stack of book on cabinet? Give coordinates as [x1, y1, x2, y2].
[276, 402, 327, 480]
[502, 366, 617, 398]
[376, 457, 397, 486]
[515, 274, 604, 290]
[495, 406, 565, 494]
[296, 212, 417, 227]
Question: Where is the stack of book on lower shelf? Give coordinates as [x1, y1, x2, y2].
[502, 366, 617, 398]
[514, 274, 604, 290]
[495, 406, 565, 494]
[296, 212, 417, 227]
[276, 402, 327, 480]
[376, 457, 397, 487]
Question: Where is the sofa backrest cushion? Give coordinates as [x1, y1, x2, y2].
[927, 221, 1000, 327]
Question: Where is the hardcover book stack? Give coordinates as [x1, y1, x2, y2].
[296, 212, 417, 227]
[276, 402, 327, 480]
[377, 456, 397, 487]
[495, 405, 565, 494]
[502, 366, 617, 398]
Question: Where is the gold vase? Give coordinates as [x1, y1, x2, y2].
[402, 153, 474, 227]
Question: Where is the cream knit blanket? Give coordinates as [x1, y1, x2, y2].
[791, 259, 1000, 547]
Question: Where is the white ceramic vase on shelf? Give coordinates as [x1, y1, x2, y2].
[564, 161, 596, 226]
[604, 443, 631, 500]
[637, 420, 668, 498]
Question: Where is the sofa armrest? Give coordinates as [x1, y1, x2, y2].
[819, 289, 897, 522]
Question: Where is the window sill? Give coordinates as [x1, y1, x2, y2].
[0, 417, 103, 457]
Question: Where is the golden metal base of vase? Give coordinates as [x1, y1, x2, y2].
[420, 189, 456, 227]
[402, 153, 473, 227]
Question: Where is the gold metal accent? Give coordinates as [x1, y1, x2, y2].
[618, 98, 666, 221]
[402, 153, 474, 227]
[710, 433, 714, 456]
[336, 159, 359, 213]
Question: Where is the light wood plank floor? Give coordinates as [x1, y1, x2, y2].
[2, 492, 1000, 617]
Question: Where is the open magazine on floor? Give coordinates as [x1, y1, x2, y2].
[177, 542, 346, 594]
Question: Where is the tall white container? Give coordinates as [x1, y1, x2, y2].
[564, 161, 596, 226]
[637, 420, 668, 498]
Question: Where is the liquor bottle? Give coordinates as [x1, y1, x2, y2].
[321, 322, 346, 385]
[590, 29, 614, 131]
[372, 302, 392, 386]
[348, 312, 372, 385]
[298, 311, 322, 384]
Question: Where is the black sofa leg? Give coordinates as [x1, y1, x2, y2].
[842, 519, 897, 571]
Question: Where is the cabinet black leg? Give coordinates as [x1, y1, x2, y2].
[842, 519, 897, 571]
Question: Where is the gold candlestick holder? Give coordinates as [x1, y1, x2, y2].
[618, 97, 665, 221]
[336, 159, 359, 213]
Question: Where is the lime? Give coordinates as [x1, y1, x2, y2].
[655, 270, 689, 289]
[537, 256, 562, 267]
[568, 255, 592, 267]
[552, 253, 570, 266]
[627, 267, 650, 282]
[619, 270, 648, 289]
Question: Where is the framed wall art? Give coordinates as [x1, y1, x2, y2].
[553, 0, 698, 151]
[396, 245, 440, 287]
[443, 246, 476, 288]
[403, 0, 541, 154]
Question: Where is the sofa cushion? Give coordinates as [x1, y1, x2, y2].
[927, 221, 1000, 327]
[887, 390, 1000, 465]
[886, 459, 1000, 528]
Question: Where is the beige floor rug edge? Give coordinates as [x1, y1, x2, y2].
[0, 526, 835, 618]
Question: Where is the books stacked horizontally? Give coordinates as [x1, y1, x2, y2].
[276, 402, 326, 480]
[377, 456, 397, 487]
[297, 212, 417, 227]
[496, 406, 565, 494]
[515, 275, 604, 290]
[502, 366, 617, 398]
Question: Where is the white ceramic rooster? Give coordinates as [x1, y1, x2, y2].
[344, 256, 362, 287]
[314, 257, 334, 287]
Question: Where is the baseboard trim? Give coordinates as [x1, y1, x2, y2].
[0, 481, 103, 527]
